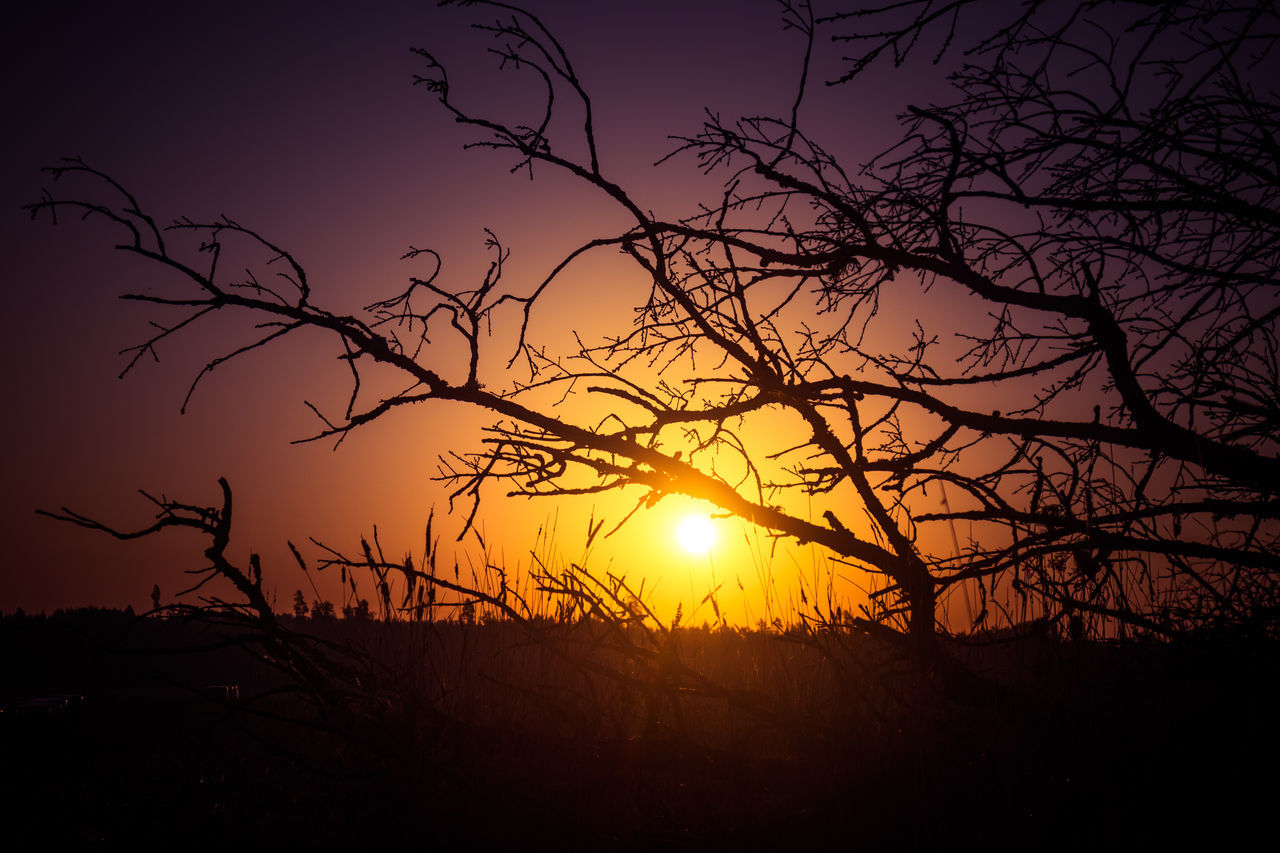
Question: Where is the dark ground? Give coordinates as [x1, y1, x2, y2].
[2, 609, 1275, 850]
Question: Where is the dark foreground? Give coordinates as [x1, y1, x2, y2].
[2, 609, 1275, 850]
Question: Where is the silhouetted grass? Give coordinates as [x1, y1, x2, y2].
[2, 606, 1275, 849]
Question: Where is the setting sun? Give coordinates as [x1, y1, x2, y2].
[675, 514, 716, 555]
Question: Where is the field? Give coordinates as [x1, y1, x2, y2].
[2, 607, 1275, 850]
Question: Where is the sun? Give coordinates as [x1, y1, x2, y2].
[675, 514, 717, 556]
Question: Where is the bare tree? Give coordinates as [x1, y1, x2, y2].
[802, 0, 1280, 639]
[28, 0, 1280, 655]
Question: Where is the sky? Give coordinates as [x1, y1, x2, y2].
[1, 0, 955, 619]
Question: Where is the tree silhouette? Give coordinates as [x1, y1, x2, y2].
[28, 0, 1279, 652]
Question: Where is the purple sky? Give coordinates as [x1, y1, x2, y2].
[2, 1, 951, 616]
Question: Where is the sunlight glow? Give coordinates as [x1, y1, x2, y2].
[676, 514, 717, 555]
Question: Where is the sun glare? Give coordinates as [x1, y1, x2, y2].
[676, 514, 716, 556]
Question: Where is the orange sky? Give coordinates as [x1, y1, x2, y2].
[2, 1, 965, 622]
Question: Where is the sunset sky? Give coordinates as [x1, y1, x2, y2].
[2, 1, 956, 618]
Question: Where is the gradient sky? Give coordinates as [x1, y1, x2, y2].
[2, 1, 953, 618]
